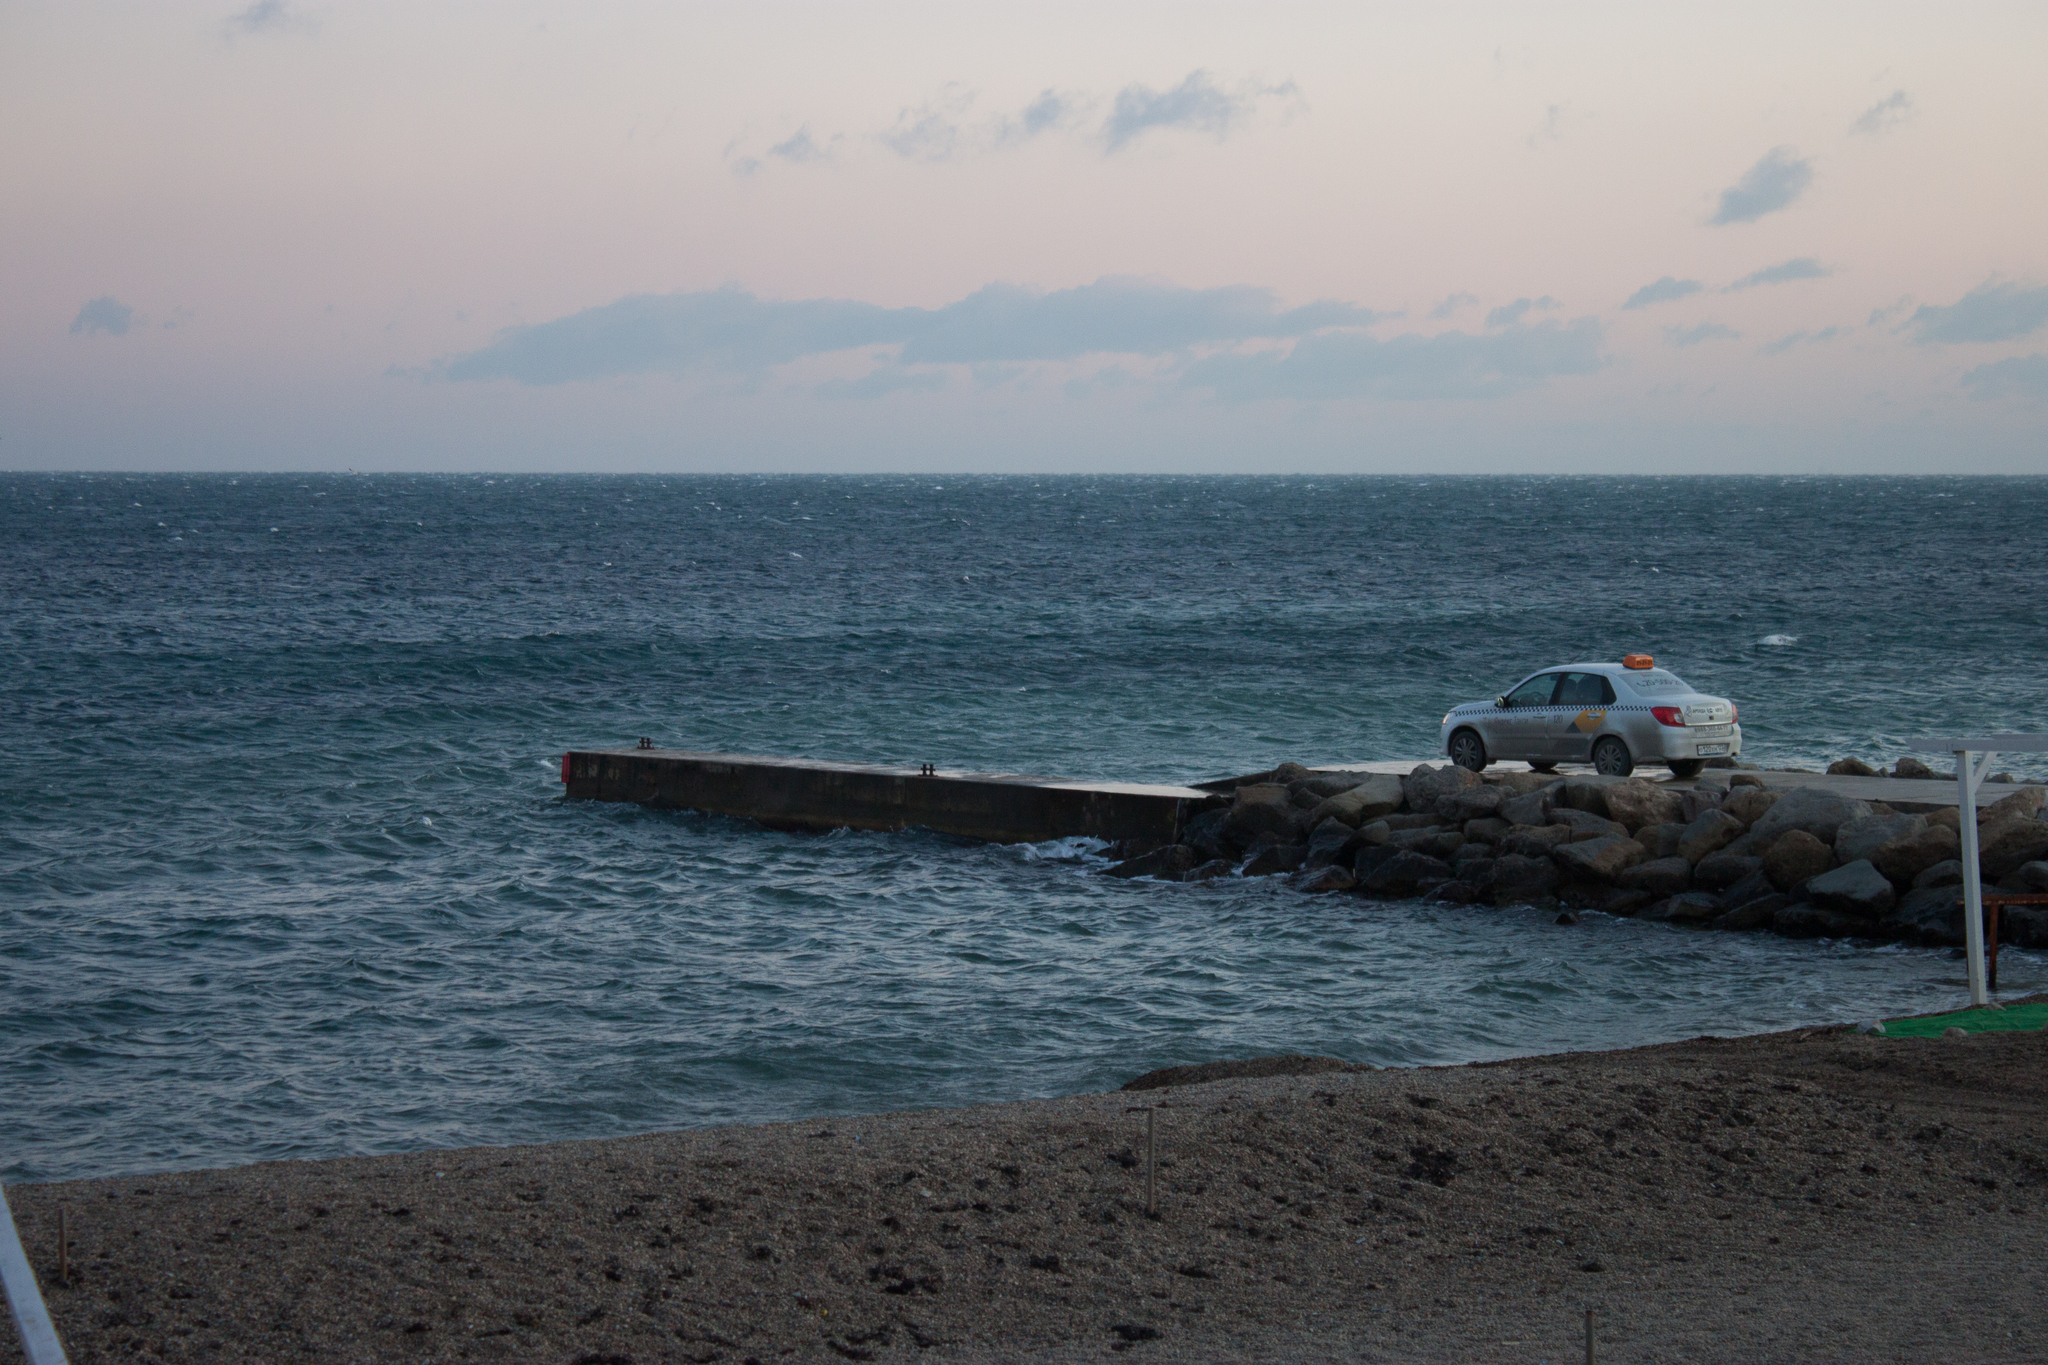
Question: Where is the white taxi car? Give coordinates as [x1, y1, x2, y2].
[1438, 656, 1741, 778]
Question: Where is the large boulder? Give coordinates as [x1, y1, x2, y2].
[1640, 892, 1720, 923]
[1618, 856, 1692, 896]
[1181, 807, 1234, 861]
[1361, 849, 1453, 895]
[1502, 824, 1573, 858]
[1486, 854, 1560, 906]
[1559, 778, 1611, 816]
[1871, 823, 1959, 887]
[1880, 885, 1965, 945]
[1762, 830, 1834, 892]
[1308, 774, 1406, 827]
[1555, 835, 1650, 881]
[1490, 770, 1559, 796]
[1677, 808, 1747, 864]
[1401, 764, 1480, 813]
[1679, 788, 1726, 823]
[1222, 786, 1302, 847]
[1693, 851, 1763, 891]
[1463, 817, 1510, 846]
[1242, 844, 1307, 877]
[1438, 784, 1505, 823]
[1270, 762, 1313, 785]
[1805, 860, 1897, 918]
[1294, 864, 1356, 893]
[1353, 819, 1393, 847]
[1382, 812, 1448, 831]
[1304, 817, 1359, 869]
[1982, 786, 2047, 822]
[1637, 822, 1686, 860]
[1749, 786, 1875, 846]
[2004, 906, 2048, 947]
[1107, 844, 1198, 880]
[1390, 827, 1464, 859]
[1827, 758, 1878, 777]
[1721, 787, 1781, 828]
[1894, 756, 1938, 780]
[1602, 779, 1686, 832]
[1551, 808, 1630, 841]
[2016, 861, 2048, 893]
[1835, 813, 1927, 867]
[1773, 904, 1869, 939]
[1185, 859, 1235, 882]
[1915, 859, 1964, 889]
[1498, 789, 1556, 826]
[1719, 868, 1780, 913]
[1299, 770, 1376, 799]
[1979, 817, 2048, 881]
[1711, 893, 1788, 931]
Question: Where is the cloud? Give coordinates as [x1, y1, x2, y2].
[1620, 277, 1703, 311]
[1760, 326, 1842, 356]
[1725, 258, 1831, 292]
[1851, 90, 1913, 136]
[815, 366, 949, 401]
[1906, 281, 2048, 345]
[1961, 354, 2048, 400]
[1485, 296, 1558, 328]
[438, 277, 1385, 384]
[730, 126, 836, 176]
[70, 297, 134, 337]
[1180, 318, 1606, 402]
[1710, 147, 1813, 225]
[1429, 292, 1478, 320]
[993, 89, 1076, 146]
[1102, 70, 1296, 151]
[879, 87, 974, 163]
[1665, 322, 1740, 347]
[224, 1, 310, 37]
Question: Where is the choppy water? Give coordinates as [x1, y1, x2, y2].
[5, 474, 2045, 1184]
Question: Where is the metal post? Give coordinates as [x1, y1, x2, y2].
[0, 1185, 70, 1365]
[1957, 749, 1991, 1008]
[1144, 1108, 1157, 1218]
[1584, 1307, 1596, 1365]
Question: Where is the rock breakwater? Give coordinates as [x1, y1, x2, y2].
[1107, 762, 2048, 948]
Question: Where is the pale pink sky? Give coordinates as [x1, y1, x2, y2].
[4, 0, 2045, 471]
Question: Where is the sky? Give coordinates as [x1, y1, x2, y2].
[4, 1, 2046, 473]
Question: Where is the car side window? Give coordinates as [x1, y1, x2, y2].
[1505, 674, 1560, 707]
[1556, 672, 1613, 707]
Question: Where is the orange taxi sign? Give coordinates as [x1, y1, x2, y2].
[1622, 653, 1654, 670]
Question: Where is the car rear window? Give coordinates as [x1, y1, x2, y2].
[1622, 669, 1691, 694]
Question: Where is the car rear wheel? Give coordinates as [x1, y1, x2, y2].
[1449, 728, 1488, 772]
[1592, 736, 1633, 777]
[1667, 759, 1706, 779]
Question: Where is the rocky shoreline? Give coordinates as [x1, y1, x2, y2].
[1106, 763, 2048, 948]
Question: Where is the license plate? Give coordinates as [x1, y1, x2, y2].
[1697, 744, 1729, 756]
[1693, 724, 1731, 737]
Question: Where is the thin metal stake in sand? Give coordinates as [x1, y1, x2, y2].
[1584, 1307, 1595, 1365]
[1145, 1108, 1157, 1218]
[0, 1183, 71, 1365]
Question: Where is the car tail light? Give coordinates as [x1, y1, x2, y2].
[1651, 706, 1686, 727]
[1730, 703, 1738, 723]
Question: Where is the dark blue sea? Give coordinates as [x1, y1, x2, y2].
[6, 474, 2045, 1184]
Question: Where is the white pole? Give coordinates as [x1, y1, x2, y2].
[1957, 749, 1991, 1008]
[0, 1185, 69, 1365]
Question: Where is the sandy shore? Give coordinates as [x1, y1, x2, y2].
[8, 1012, 2047, 1365]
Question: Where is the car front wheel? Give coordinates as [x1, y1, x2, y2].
[1592, 736, 1633, 777]
[1667, 759, 1706, 779]
[1449, 728, 1488, 772]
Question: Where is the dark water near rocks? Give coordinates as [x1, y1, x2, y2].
[5, 473, 2045, 1184]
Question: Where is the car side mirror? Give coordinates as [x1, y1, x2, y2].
[1494, 695, 1508, 708]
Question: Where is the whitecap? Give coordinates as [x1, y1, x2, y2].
[1759, 634, 1798, 646]
[1015, 835, 1109, 863]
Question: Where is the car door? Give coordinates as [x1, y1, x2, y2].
[1539, 671, 1617, 762]
[1492, 672, 1562, 759]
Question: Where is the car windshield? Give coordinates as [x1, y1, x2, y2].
[1621, 668, 1691, 694]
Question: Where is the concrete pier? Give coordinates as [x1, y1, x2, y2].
[562, 747, 1220, 845]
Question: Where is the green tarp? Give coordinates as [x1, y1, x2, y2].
[1881, 1002, 2048, 1037]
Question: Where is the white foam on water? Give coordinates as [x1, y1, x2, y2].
[1014, 836, 1110, 863]
[1758, 634, 1798, 646]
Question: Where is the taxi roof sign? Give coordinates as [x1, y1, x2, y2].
[1622, 653, 1654, 670]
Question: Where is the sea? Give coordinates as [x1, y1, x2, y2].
[5, 473, 2045, 1185]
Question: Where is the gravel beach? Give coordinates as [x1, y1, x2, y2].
[8, 1012, 2046, 1365]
